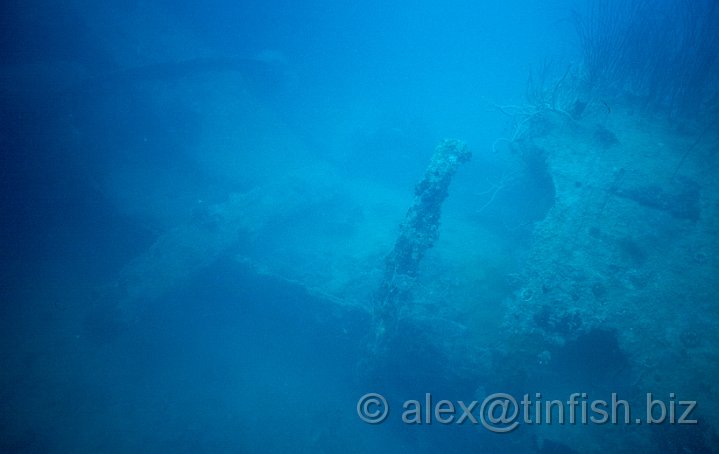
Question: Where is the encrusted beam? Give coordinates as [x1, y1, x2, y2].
[370, 139, 471, 356]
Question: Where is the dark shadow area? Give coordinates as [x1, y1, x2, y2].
[551, 329, 630, 387]
[0, 1, 112, 68]
[473, 145, 556, 240]
[536, 438, 578, 454]
[650, 422, 718, 454]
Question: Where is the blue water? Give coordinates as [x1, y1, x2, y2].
[2, 1, 718, 452]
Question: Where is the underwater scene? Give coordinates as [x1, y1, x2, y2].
[1, 0, 718, 452]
